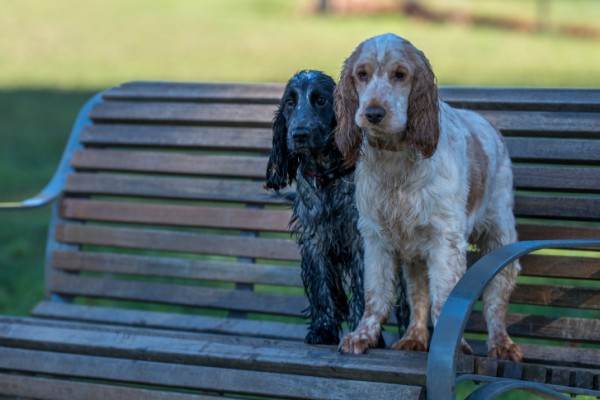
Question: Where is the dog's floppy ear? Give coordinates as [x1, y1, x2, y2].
[406, 44, 440, 159]
[334, 44, 363, 166]
[265, 94, 298, 191]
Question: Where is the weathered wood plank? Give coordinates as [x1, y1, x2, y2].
[0, 372, 216, 400]
[81, 124, 272, 151]
[64, 173, 291, 205]
[72, 149, 268, 178]
[519, 254, 600, 280]
[514, 194, 600, 221]
[49, 273, 308, 316]
[90, 101, 276, 128]
[55, 224, 300, 261]
[0, 346, 423, 400]
[105, 82, 600, 112]
[513, 166, 600, 192]
[511, 283, 600, 310]
[52, 251, 302, 287]
[466, 311, 600, 343]
[60, 199, 291, 232]
[0, 318, 431, 387]
[506, 137, 600, 164]
[32, 301, 307, 341]
[89, 101, 600, 136]
[104, 81, 284, 104]
[517, 224, 600, 242]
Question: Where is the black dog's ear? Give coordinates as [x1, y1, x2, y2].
[265, 100, 298, 190]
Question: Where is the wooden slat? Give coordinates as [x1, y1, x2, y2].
[72, 149, 268, 178]
[49, 273, 307, 317]
[0, 317, 431, 386]
[32, 301, 307, 341]
[514, 194, 600, 221]
[52, 251, 302, 287]
[517, 224, 600, 241]
[506, 137, 600, 164]
[64, 173, 290, 205]
[89, 101, 600, 136]
[465, 311, 600, 343]
[438, 87, 600, 112]
[104, 81, 284, 104]
[105, 83, 600, 112]
[90, 101, 276, 127]
[81, 124, 272, 151]
[60, 199, 291, 232]
[479, 110, 600, 137]
[519, 254, 600, 280]
[511, 283, 599, 310]
[0, 346, 422, 400]
[0, 372, 215, 400]
[55, 224, 300, 261]
[513, 166, 600, 192]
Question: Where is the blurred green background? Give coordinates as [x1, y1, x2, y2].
[0, 1, 598, 397]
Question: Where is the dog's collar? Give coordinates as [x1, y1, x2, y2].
[364, 129, 403, 152]
[302, 164, 355, 189]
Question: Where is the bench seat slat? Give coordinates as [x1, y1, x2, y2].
[55, 224, 300, 261]
[52, 251, 302, 287]
[0, 346, 422, 400]
[32, 301, 307, 341]
[72, 149, 268, 178]
[0, 372, 218, 400]
[81, 124, 272, 151]
[49, 273, 307, 317]
[60, 199, 292, 232]
[65, 173, 289, 205]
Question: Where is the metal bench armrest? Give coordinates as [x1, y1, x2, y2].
[0, 93, 103, 211]
[426, 238, 600, 400]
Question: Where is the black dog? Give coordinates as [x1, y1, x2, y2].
[266, 70, 408, 345]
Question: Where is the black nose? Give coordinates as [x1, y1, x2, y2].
[292, 128, 309, 143]
[365, 107, 386, 124]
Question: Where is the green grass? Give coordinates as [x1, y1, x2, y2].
[0, 2, 598, 398]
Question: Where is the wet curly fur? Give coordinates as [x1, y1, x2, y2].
[266, 70, 409, 345]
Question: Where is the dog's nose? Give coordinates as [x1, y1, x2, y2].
[292, 128, 309, 143]
[365, 107, 386, 124]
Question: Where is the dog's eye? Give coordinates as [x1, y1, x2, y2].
[316, 97, 327, 106]
[284, 99, 294, 108]
[394, 71, 406, 81]
[357, 71, 368, 82]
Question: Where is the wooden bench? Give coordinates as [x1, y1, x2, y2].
[0, 81, 598, 400]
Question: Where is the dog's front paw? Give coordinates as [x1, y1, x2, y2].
[339, 331, 376, 354]
[305, 329, 339, 345]
[488, 335, 523, 361]
[391, 338, 428, 352]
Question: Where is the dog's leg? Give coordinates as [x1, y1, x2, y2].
[391, 260, 430, 351]
[478, 229, 522, 360]
[478, 162, 523, 362]
[302, 243, 348, 345]
[339, 235, 398, 354]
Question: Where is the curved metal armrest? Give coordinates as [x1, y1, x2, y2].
[426, 238, 600, 400]
[0, 93, 103, 211]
